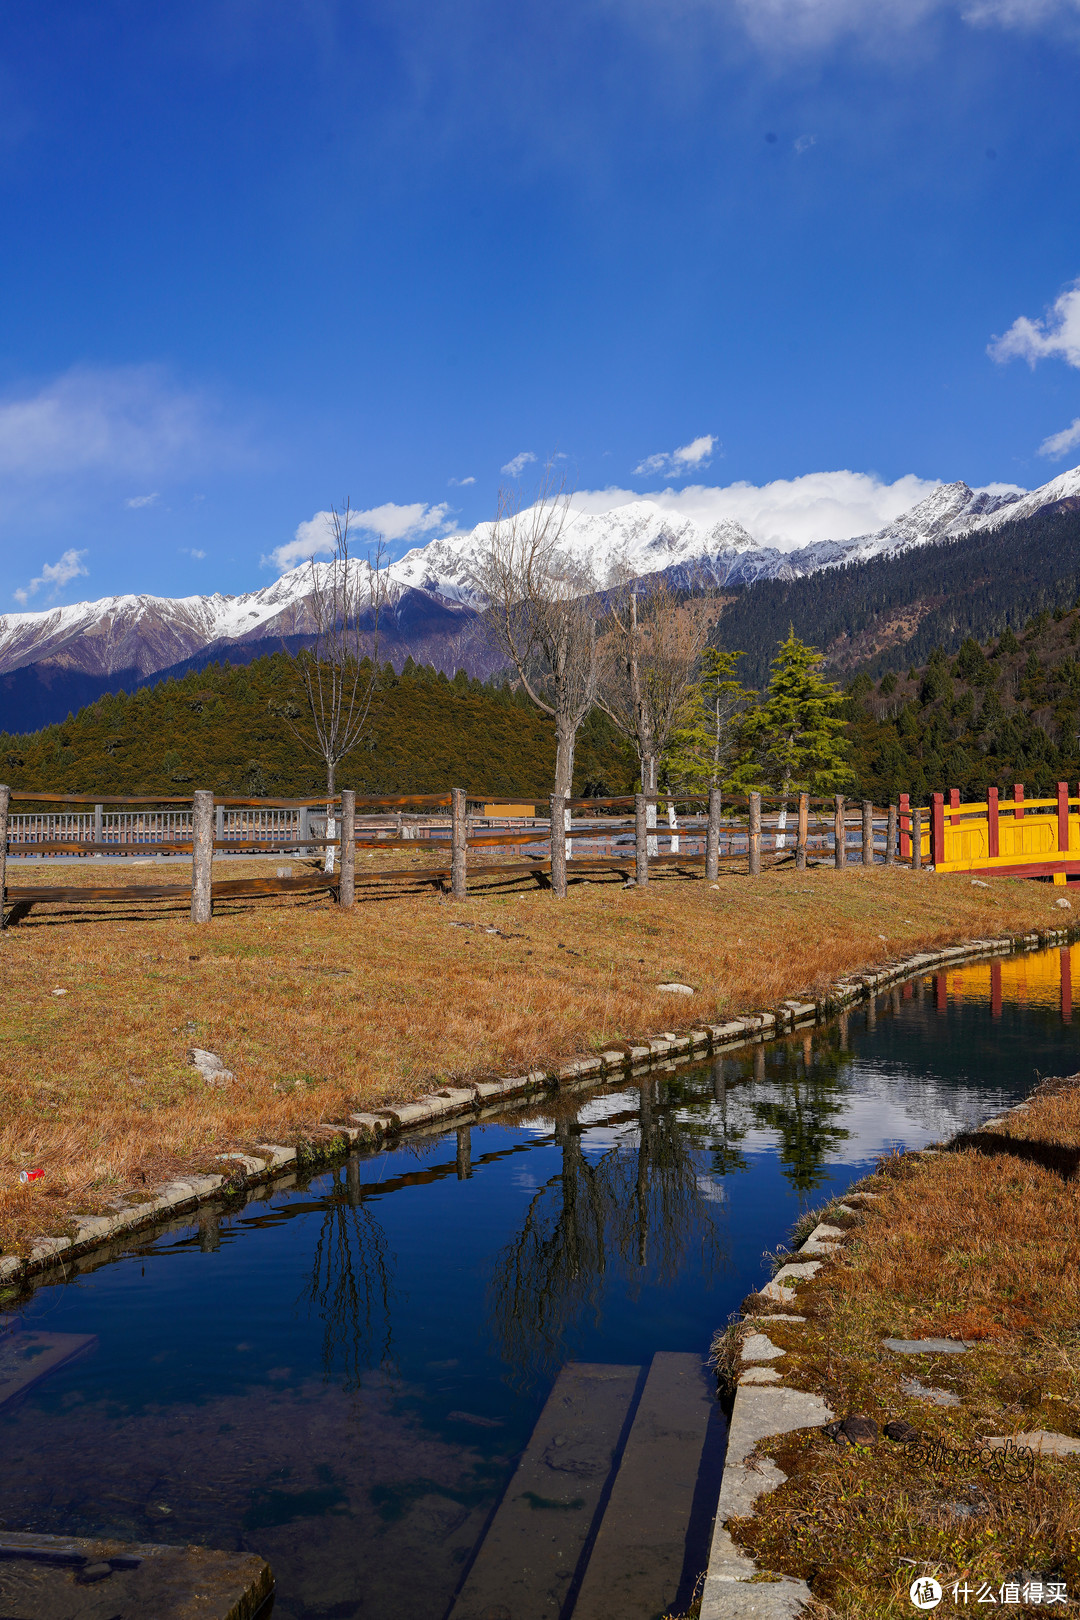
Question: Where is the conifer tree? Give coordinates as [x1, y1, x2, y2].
[662, 647, 749, 791]
[734, 629, 853, 797]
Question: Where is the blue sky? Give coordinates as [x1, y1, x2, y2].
[2, 0, 1080, 609]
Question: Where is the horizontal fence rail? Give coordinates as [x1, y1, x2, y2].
[0, 779, 1068, 927]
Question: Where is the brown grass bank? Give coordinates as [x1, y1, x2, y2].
[0, 858, 1073, 1259]
[728, 1080, 1080, 1616]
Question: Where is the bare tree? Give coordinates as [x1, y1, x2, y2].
[287, 501, 397, 872]
[598, 575, 715, 846]
[469, 468, 604, 805]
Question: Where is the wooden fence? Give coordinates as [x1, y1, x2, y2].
[0, 783, 919, 927]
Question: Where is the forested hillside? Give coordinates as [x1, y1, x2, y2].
[846, 605, 1080, 803]
[0, 654, 637, 799]
[717, 503, 1080, 688]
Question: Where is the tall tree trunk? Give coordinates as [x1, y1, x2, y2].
[324, 760, 337, 875]
[555, 720, 576, 859]
[640, 751, 658, 856]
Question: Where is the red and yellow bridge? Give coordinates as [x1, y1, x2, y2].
[901, 783, 1080, 884]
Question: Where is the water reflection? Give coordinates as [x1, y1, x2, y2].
[5, 944, 1080, 1620]
[301, 1163, 397, 1388]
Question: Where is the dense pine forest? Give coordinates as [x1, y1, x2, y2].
[720, 503, 1080, 689]
[847, 604, 1080, 803]
[0, 654, 637, 799]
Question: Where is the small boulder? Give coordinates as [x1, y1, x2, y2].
[656, 982, 695, 995]
[833, 1413, 879, 1446]
[187, 1047, 235, 1086]
[1055, 897, 1072, 909]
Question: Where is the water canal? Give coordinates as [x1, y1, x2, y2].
[2, 944, 1078, 1620]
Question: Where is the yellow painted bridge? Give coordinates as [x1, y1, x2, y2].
[901, 784, 1080, 884]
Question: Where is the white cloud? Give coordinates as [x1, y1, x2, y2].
[125, 492, 159, 508]
[0, 366, 221, 481]
[635, 434, 718, 478]
[990, 280, 1080, 370]
[1039, 418, 1080, 458]
[13, 547, 88, 606]
[501, 450, 537, 476]
[572, 469, 948, 551]
[449, 475, 476, 486]
[700, 0, 1080, 49]
[180, 546, 207, 559]
[263, 502, 455, 573]
[794, 133, 817, 153]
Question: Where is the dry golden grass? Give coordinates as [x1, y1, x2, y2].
[731, 1114, 1080, 1616]
[0, 857, 1071, 1258]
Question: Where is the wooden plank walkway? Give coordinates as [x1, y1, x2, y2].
[447, 1363, 641, 1620]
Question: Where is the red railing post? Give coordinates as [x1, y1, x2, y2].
[899, 792, 911, 860]
[931, 792, 945, 867]
[949, 787, 960, 826]
[1058, 781, 1069, 853]
[988, 786, 999, 858]
[1014, 782, 1024, 820]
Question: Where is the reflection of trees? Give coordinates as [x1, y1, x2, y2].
[744, 1035, 853, 1196]
[488, 1082, 730, 1390]
[300, 1160, 397, 1390]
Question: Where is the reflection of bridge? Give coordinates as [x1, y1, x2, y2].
[933, 941, 1077, 1022]
[902, 783, 1080, 883]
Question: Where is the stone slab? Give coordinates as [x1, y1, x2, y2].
[0, 1329, 97, 1408]
[741, 1334, 785, 1364]
[883, 1338, 971, 1354]
[700, 1384, 833, 1620]
[447, 1362, 640, 1620]
[0, 1531, 272, 1620]
[572, 1352, 714, 1620]
[983, 1430, 1080, 1457]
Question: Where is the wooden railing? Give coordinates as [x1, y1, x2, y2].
[0, 784, 907, 926]
[900, 782, 1080, 885]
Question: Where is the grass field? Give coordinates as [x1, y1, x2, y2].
[726, 1078, 1080, 1616]
[0, 854, 1074, 1257]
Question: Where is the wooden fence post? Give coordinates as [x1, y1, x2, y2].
[635, 793, 649, 886]
[191, 791, 214, 923]
[748, 792, 761, 876]
[899, 792, 910, 860]
[705, 788, 721, 881]
[796, 793, 808, 871]
[451, 788, 467, 899]
[1014, 782, 1024, 820]
[886, 803, 897, 866]
[862, 800, 874, 867]
[549, 793, 567, 898]
[0, 785, 8, 930]
[834, 795, 846, 869]
[931, 792, 945, 868]
[339, 789, 355, 910]
[988, 786, 1000, 857]
[912, 807, 923, 871]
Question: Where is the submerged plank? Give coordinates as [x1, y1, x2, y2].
[447, 1362, 641, 1620]
[0, 1531, 272, 1620]
[571, 1352, 714, 1620]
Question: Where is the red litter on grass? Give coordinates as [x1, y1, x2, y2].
[19, 1168, 44, 1184]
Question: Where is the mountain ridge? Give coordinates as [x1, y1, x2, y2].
[2, 463, 1078, 731]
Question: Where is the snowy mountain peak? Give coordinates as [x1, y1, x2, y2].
[2, 463, 1079, 702]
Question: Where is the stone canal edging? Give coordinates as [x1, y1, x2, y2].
[2, 923, 1077, 1296]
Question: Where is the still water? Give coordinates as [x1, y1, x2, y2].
[2, 945, 1078, 1620]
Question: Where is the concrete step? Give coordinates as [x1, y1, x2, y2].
[570, 1352, 716, 1620]
[446, 1362, 641, 1620]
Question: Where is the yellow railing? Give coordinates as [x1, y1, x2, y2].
[901, 785, 1080, 883]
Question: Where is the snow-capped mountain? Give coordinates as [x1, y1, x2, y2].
[1, 463, 1078, 729]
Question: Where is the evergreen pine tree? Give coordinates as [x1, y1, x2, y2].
[662, 647, 750, 791]
[733, 629, 854, 796]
